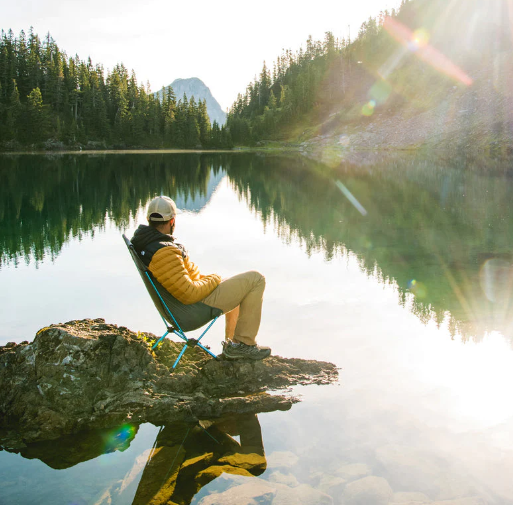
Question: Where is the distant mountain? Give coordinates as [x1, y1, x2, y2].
[157, 78, 226, 126]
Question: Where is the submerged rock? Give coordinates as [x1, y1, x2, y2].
[0, 319, 338, 445]
[343, 476, 394, 505]
[197, 479, 333, 505]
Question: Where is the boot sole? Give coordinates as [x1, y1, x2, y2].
[222, 352, 271, 361]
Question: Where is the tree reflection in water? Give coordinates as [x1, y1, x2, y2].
[2, 152, 513, 341]
[226, 153, 513, 343]
[0, 153, 224, 267]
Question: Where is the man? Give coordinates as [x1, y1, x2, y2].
[131, 196, 271, 360]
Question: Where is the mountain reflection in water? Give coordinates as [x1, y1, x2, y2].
[1, 152, 512, 342]
[0, 154, 225, 267]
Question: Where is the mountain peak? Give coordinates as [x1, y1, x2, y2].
[159, 77, 226, 126]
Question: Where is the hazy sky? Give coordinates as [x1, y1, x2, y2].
[4, 0, 402, 110]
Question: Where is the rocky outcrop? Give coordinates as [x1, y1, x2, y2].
[0, 319, 338, 446]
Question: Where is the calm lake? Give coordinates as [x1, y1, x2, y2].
[1, 151, 513, 504]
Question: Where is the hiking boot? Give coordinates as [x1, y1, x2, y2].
[222, 341, 271, 360]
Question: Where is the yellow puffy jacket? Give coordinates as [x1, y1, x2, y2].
[149, 245, 221, 305]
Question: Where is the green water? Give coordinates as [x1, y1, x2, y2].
[1, 152, 513, 504]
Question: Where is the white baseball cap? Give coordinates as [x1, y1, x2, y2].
[147, 196, 178, 221]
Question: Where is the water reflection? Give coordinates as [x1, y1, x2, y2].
[226, 153, 513, 343]
[0, 153, 224, 267]
[0, 414, 265, 505]
[1, 424, 138, 470]
[1, 152, 513, 342]
[132, 414, 265, 505]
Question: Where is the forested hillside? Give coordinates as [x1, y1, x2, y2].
[228, 0, 513, 148]
[0, 30, 232, 150]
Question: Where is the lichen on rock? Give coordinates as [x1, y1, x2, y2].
[0, 319, 338, 447]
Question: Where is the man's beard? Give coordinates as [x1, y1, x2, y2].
[170, 223, 175, 235]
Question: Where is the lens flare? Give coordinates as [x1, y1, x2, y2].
[408, 279, 427, 299]
[413, 28, 430, 48]
[479, 259, 513, 303]
[369, 80, 393, 105]
[409, 28, 431, 51]
[335, 180, 368, 216]
[362, 100, 376, 116]
[383, 16, 473, 86]
[103, 424, 137, 454]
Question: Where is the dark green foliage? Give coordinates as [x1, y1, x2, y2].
[0, 29, 223, 149]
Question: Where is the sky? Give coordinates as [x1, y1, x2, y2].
[4, 0, 402, 111]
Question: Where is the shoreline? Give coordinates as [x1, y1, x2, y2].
[0, 148, 238, 156]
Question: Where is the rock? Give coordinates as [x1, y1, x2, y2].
[317, 474, 347, 495]
[0, 319, 338, 445]
[198, 479, 275, 505]
[391, 491, 432, 504]
[267, 451, 300, 469]
[317, 474, 347, 494]
[197, 480, 333, 505]
[274, 483, 333, 505]
[343, 476, 394, 505]
[335, 463, 372, 481]
[376, 445, 478, 500]
[43, 139, 66, 150]
[269, 471, 300, 487]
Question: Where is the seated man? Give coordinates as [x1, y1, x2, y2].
[131, 196, 271, 360]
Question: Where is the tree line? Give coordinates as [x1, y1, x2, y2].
[226, 0, 491, 145]
[0, 29, 232, 149]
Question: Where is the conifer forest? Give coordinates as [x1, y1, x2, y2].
[0, 0, 508, 150]
[0, 29, 232, 150]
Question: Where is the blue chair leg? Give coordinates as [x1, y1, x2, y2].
[172, 344, 189, 369]
[152, 331, 169, 350]
[197, 342, 218, 359]
[195, 318, 219, 359]
[154, 317, 220, 366]
[173, 330, 188, 342]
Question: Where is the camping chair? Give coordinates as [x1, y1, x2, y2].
[122, 234, 222, 370]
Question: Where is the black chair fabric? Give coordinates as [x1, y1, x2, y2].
[123, 235, 222, 332]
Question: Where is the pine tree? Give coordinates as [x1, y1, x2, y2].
[162, 85, 176, 146]
[23, 87, 48, 142]
[197, 99, 211, 147]
[258, 62, 271, 113]
[185, 96, 200, 148]
[5, 79, 21, 139]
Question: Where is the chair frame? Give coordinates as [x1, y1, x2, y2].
[123, 234, 219, 370]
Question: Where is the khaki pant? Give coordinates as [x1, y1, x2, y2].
[201, 271, 265, 346]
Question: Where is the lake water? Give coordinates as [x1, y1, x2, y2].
[1, 152, 513, 504]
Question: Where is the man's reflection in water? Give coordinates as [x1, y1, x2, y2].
[132, 413, 266, 505]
